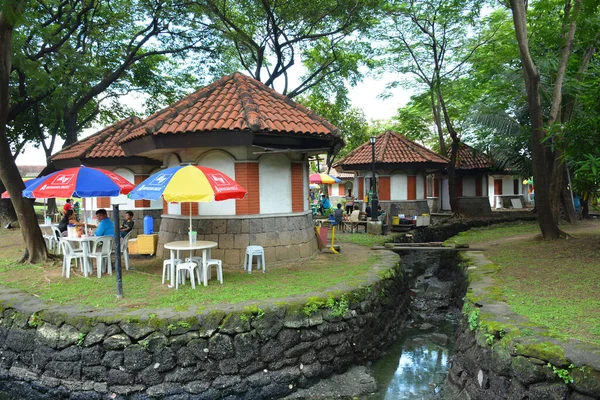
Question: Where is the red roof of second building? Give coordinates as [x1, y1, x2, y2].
[451, 143, 493, 170]
[52, 117, 142, 161]
[336, 131, 448, 167]
[119, 72, 339, 144]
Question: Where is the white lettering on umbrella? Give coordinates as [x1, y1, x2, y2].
[149, 174, 171, 186]
[208, 174, 229, 186]
[52, 174, 74, 185]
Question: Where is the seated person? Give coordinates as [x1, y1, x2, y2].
[365, 206, 372, 218]
[95, 209, 115, 236]
[63, 199, 73, 214]
[350, 205, 361, 222]
[334, 203, 345, 231]
[376, 205, 387, 224]
[120, 211, 135, 238]
[58, 210, 93, 237]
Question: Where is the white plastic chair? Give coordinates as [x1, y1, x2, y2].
[50, 226, 63, 254]
[60, 239, 85, 278]
[243, 245, 265, 274]
[163, 258, 182, 284]
[176, 261, 200, 289]
[121, 232, 131, 270]
[205, 259, 223, 284]
[89, 236, 113, 278]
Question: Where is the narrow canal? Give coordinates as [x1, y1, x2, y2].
[365, 249, 466, 399]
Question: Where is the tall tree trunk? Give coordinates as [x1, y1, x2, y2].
[0, 4, 48, 262]
[510, 0, 561, 239]
[63, 108, 78, 146]
[436, 87, 461, 214]
[447, 140, 460, 214]
[431, 89, 446, 155]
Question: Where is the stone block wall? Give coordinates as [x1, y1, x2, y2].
[446, 317, 600, 399]
[104, 209, 162, 238]
[0, 251, 411, 399]
[457, 196, 492, 216]
[384, 200, 431, 218]
[156, 212, 318, 267]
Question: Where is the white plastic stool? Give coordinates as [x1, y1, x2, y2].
[243, 245, 265, 274]
[176, 261, 200, 289]
[162, 258, 182, 284]
[204, 259, 223, 284]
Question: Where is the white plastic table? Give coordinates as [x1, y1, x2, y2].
[62, 236, 106, 277]
[164, 241, 218, 287]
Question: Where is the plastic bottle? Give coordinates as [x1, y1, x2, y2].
[143, 215, 154, 234]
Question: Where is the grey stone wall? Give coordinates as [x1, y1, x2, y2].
[0, 251, 411, 399]
[383, 200, 431, 218]
[104, 209, 162, 238]
[457, 196, 492, 216]
[156, 212, 318, 267]
[446, 317, 600, 399]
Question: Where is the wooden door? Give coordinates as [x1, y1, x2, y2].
[494, 179, 503, 195]
[407, 176, 417, 200]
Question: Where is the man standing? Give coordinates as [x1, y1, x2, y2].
[344, 189, 355, 214]
[95, 209, 115, 236]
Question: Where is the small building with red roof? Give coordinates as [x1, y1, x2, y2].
[440, 143, 527, 212]
[335, 130, 448, 217]
[51, 73, 344, 264]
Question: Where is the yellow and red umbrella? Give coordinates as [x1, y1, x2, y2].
[309, 173, 341, 184]
[129, 165, 247, 230]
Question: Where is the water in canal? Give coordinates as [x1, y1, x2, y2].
[365, 320, 457, 399]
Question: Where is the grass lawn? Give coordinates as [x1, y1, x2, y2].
[0, 228, 380, 313]
[451, 220, 600, 345]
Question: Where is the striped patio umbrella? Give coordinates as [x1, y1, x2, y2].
[309, 173, 341, 184]
[128, 165, 247, 231]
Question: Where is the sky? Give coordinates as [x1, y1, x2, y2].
[15, 74, 413, 166]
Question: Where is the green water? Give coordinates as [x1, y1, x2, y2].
[365, 322, 456, 399]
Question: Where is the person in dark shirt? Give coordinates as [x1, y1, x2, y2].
[334, 203, 345, 232]
[120, 211, 135, 238]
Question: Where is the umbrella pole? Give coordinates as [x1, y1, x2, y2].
[83, 200, 88, 233]
[189, 201, 192, 233]
[43, 199, 46, 221]
[112, 204, 123, 298]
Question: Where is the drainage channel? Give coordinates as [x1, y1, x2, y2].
[363, 249, 467, 400]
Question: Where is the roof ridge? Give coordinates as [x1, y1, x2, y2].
[127, 76, 237, 142]
[389, 130, 448, 163]
[238, 73, 340, 136]
[232, 74, 261, 132]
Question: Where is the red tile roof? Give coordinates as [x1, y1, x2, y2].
[119, 72, 340, 144]
[330, 167, 354, 179]
[52, 117, 142, 161]
[451, 143, 492, 170]
[336, 131, 448, 167]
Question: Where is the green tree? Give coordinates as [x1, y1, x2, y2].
[380, 0, 492, 214]
[0, 0, 48, 262]
[200, 0, 382, 102]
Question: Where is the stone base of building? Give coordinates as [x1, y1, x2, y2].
[381, 200, 431, 218]
[457, 196, 492, 216]
[157, 211, 319, 267]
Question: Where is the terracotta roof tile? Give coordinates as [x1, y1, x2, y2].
[451, 143, 493, 170]
[52, 117, 142, 162]
[336, 131, 448, 167]
[119, 72, 339, 144]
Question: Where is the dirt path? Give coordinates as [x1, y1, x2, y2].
[477, 219, 600, 250]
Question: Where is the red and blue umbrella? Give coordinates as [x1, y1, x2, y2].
[22, 166, 135, 231]
[22, 166, 135, 198]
